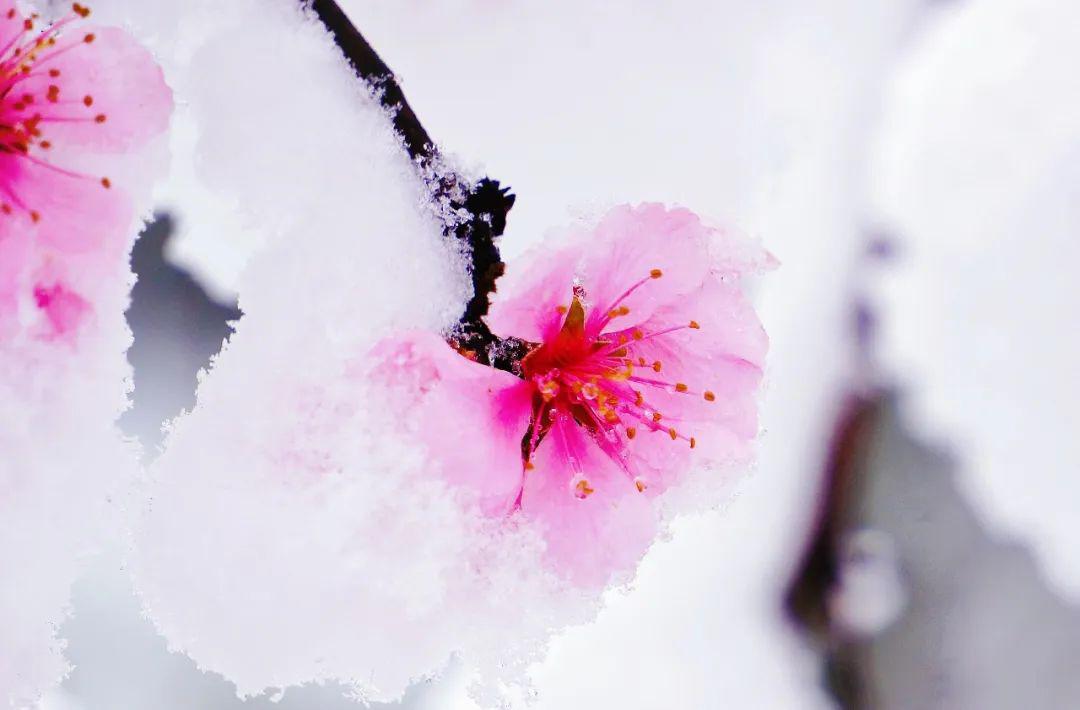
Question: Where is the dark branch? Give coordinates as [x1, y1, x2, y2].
[306, 0, 524, 371]
[307, 0, 433, 162]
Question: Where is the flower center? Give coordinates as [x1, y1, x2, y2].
[519, 269, 715, 496]
[0, 4, 111, 223]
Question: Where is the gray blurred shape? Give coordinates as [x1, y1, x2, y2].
[119, 213, 241, 454]
[812, 396, 1080, 709]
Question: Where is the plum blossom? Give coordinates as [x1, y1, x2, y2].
[379, 204, 771, 587]
[0, 1, 171, 338]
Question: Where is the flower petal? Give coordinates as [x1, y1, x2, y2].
[521, 414, 656, 587]
[486, 241, 578, 343]
[0, 2, 24, 54]
[580, 203, 712, 334]
[371, 331, 533, 516]
[27, 25, 172, 153]
[0, 228, 30, 330]
[2, 156, 132, 254]
[612, 277, 767, 491]
[31, 280, 91, 340]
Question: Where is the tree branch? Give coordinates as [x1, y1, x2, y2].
[306, 0, 525, 371]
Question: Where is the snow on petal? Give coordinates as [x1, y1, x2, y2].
[0, 2, 172, 705]
[372, 331, 533, 517]
[121, 2, 580, 705]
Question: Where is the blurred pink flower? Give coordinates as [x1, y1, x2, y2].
[379, 204, 771, 587]
[0, 2, 172, 337]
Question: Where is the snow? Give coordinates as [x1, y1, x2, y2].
[869, 0, 1080, 599]
[0, 341, 137, 707]
[11, 0, 949, 706]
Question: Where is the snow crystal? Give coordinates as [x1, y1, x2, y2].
[869, 0, 1080, 599]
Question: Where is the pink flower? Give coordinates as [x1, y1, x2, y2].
[0, 2, 172, 338]
[378, 204, 770, 587]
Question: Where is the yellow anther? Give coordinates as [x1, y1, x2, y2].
[539, 379, 560, 402]
[675, 383, 688, 393]
[633, 330, 644, 340]
[690, 437, 697, 449]
[668, 428, 678, 441]
[652, 360, 662, 372]
[652, 412, 662, 423]
[634, 391, 644, 406]
[635, 479, 647, 493]
[650, 268, 663, 279]
[574, 479, 595, 499]
[703, 390, 716, 402]
[556, 304, 568, 315]
[581, 382, 600, 400]
[689, 320, 701, 329]
[525, 461, 535, 471]
[626, 427, 637, 439]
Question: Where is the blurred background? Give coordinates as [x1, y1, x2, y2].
[42, 0, 1080, 708]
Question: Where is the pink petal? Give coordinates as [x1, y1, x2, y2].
[0, 228, 30, 330]
[32, 280, 91, 340]
[486, 242, 578, 344]
[521, 414, 657, 588]
[2, 156, 132, 254]
[614, 278, 767, 491]
[372, 332, 533, 516]
[27, 25, 172, 153]
[580, 203, 712, 333]
[0, 3, 24, 56]
[488, 204, 723, 342]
